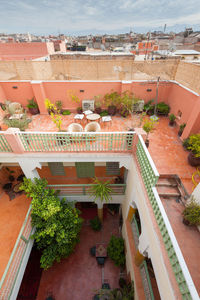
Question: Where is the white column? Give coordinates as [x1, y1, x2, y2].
[18, 158, 41, 180]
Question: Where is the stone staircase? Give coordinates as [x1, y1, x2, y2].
[156, 174, 190, 203]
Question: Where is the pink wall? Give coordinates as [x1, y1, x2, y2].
[42, 81, 122, 110]
[0, 80, 199, 137]
[0, 42, 52, 60]
[0, 82, 34, 107]
[131, 82, 171, 103]
[168, 83, 198, 124]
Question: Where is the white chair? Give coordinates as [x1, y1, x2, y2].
[67, 123, 83, 132]
[83, 110, 93, 116]
[74, 114, 84, 123]
[85, 122, 101, 132]
[101, 116, 112, 127]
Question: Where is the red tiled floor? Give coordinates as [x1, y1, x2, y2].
[161, 197, 200, 295]
[37, 210, 121, 300]
[0, 192, 31, 278]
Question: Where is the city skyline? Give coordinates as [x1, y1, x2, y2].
[1, 0, 200, 35]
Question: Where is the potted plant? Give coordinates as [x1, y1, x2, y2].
[156, 102, 170, 116]
[142, 119, 157, 148]
[187, 133, 200, 166]
[118, 91, 133, 118]
[178, 123, 186, 137]
[104, 91, 119, 116]
[169, 113, 176, 126]
[27, 98, 39, 115]
[55, 100, 63, 114]
[144, 99, 155, 115]
[90, 216, 102, 231]
[183, 200, 200, 226]
[89, 177, 113, 203]
[77, 107, 83, 114]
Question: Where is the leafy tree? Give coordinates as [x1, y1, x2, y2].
[20, 178, 83, 269]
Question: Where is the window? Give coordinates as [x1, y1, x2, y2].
[48, 162, 65, 176]
[75, 162, 95, 178]
[106, 162, 120, 175]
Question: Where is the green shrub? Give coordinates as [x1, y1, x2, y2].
[62, 110, 71, 115]
[169, 113, 176, 122]
[107, 235, 125, 267]
[188, 134, 200, 157]
[182, 138, 190, 150]
[183, 200, 200, 225]
[156, 102, 170, 115]
[144, 100, 154, 114]
[100, 110, 109, 116]
[27, 98, 38, 109]
[20, 178, 83, 269]
[3, 114, 31, 131]
[90, 216, 102, 231]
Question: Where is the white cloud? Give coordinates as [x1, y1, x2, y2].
[1, 0, 200, 34]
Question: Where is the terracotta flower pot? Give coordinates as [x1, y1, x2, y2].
[29, 107, 40, 115]
[188, 152, 200, 167]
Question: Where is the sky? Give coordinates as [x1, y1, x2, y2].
[1, 0, 200, 35]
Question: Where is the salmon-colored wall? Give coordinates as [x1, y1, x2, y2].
[0, 42, 54, 60]
[42, 81, 122, 110]
[0, 82, 34, 107]
[168, 83, 198, 124]
[38, 166, 124, 184]
[131, 82, 171, 103]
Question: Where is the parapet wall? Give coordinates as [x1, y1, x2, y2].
[1, 60, 200, 94]
[0, 60, 178, 81]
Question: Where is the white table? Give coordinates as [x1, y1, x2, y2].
[86, 113, 101, 122]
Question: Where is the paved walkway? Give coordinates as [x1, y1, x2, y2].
[37, 210, 121, 300]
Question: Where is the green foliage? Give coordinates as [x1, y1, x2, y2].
[156, 102, 170, 115]
[55, 100, 63, 112]
[142, 119, 156, 139]
[27, 98, 38, 109]
[119, 91, 134, 115]
[89, 177, 112, 203]
[183, 200, 200, 225]
[90, 216, 102, 231]
[107, 235, 125, 267]
[62, 110, 71, 115]
[144, 100, 154, 113]
[20, 178, 83, 269]
[188, 134, 200, 157]
[169, 113, 176, 122]
[3, 114, 31, 131]
[97, 281, 134, 300]
[100, 110, 109, 116]
[179, 123, 186, 131]
[103, 91, 120, 107]
[182, 138, 190, 150]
